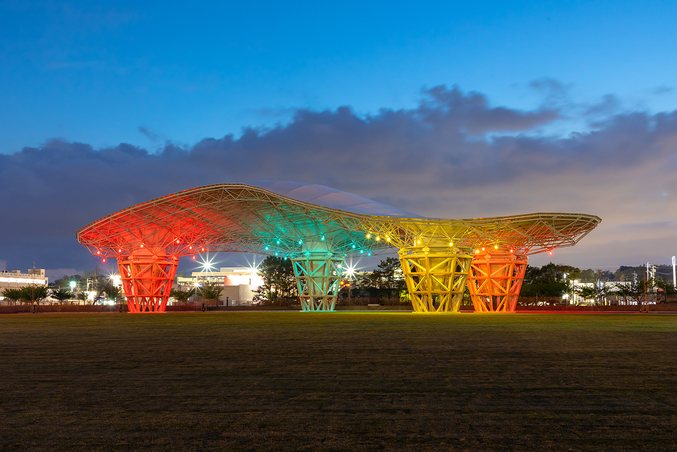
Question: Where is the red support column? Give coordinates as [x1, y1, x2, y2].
[118, 253, 178, 313]
[467, 248, 527, 313]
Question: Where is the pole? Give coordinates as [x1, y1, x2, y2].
[644, 263, 648, 313]
[672, 256, 676, 290]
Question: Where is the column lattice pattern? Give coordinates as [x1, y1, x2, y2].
[292, 255, 343, 311]
[467, 248, 527, 313]
[118, 255, 178, 313]
[399, 246, 473, 313]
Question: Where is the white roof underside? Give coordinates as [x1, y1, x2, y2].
[247, 181, 424, 218]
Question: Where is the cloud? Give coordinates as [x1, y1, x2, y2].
[529, 77, 574, 109]
[584, 94, 622, 117]
[45, 268, 82, 282]
[138, 126, 162, 142]
[1, 84, 677, 271]
[652, 85, 674, 95]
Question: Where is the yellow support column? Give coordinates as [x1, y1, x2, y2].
[398, 244, 473, 313]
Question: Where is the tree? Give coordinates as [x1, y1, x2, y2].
[579, 269, 596, 283]
[520, 263, 571, 298]
[577, 286, 597, 303]
[357, 257, 406, 301]
[97, 283, 123, 304]
[654, 277, 675, 303]
[51, 288, 74, 304]
[77, 291, 88, 304]
[612, 282, 635, 305]
[614, 266, 643, 282]
[2, 288, 21, 305]
[18, 285, 49, 304]
[199, 283, 223, 306]
[170, 288, 195, 303]
[634, 278, 655, 311]
[256, 256, 298, 303]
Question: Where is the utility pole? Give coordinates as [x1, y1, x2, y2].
[644, 263, 649, 313]
[672, 256, 676, 290]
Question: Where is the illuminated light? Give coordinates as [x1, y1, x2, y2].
[276, 240, 281, 244]
[475, 249, 480, 254]
[549, 250, 553, 256]
[351, 244, 355, 249]
[359, 250, 364, 254]
[275, 252, 279, 256]
[417, 240, 421, 245]
[201, 247, 205, 252]
[118, 249, 122, 253]
[376, 236, 380, 241]
[366, 233, 371, 239]
[386, 237, 391, 242]
[321, 236, 325, 241]
[449, 242, 453, 247]
[140, 244, 144, 248]
[189, 245, 192, 250]
[102, 258, 106, 263]
[192, 255, 197, 260]
[346, 265, 355, 276]
[482, 247, 485, 251]
[298, 239, 303, 244]
[265, 246, 269, 250]
[284, 256, 288, 260]
[96, 250, 100, 255]
[176, 239, 180, 244]
[494, 245, 498, 249]
[367, 252, 372, 256]
[510, 249, 514, 253]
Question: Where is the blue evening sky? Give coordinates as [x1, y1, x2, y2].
[3, 0, 677, 275]
[2, 0, 676, 154]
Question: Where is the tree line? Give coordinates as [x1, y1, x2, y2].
[254, 256, 407, 306]
[254, 257, 677, 307]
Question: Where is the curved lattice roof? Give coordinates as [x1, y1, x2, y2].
[77, 182, 601, 259]
[246, 181, 423, 218]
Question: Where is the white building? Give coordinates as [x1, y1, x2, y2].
[0, 269, 48, 301]
[175, 267, 263, 306]
[570, 279, 635, 305]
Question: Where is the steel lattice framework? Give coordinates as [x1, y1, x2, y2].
[467, 248, 528, 313]
[77, 183, 601, 313]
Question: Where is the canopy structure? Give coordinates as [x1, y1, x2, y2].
[77, 182, 601, 313]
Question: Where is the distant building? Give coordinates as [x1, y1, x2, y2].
[175, 267, 263, 306]
[0, 269, 49, 300]
[570, 279, 634, 305]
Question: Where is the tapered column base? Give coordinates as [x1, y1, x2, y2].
[399, 246, 473, 313]
[292, 254, 343, 311]
[467, 248, 527, 313]
[118, 254, 178, 313]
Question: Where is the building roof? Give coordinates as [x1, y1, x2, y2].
[77, 182, 601, 259]
[247, 181, 423, 218]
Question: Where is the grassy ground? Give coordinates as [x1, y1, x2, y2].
[1, 312, 676, 451]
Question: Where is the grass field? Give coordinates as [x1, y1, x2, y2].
[1, 312, 676, 451]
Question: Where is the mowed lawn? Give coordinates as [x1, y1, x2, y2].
[1, 313, 676, 451]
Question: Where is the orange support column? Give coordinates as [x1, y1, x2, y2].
[118, 253, 178, 313]
[467, 247, 527, 313]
